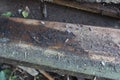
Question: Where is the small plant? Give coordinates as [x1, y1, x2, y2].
[1, 12, 12, 17]
[22, 6, 30, 18]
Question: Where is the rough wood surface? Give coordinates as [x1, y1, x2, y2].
[47, 0, 120, 19]
[46, 0, 120, 3]
[76, 0, 120, 3]
[0, 17, 120, 79]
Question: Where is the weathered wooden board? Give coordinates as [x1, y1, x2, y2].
[76, 0, 120, 3]
[47, 0, 120, 19]
[46, 0, 120, 3]
[0, 17, 120, 79]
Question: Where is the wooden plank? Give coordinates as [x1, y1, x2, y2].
[0, 17, 120, 79]
[76, 0, 120, 3]
[47, 0, 120, 19]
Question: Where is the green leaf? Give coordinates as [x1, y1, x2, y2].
[0, 71, 6, 80]
[22, 10, 29, 18]
[9, 76, 17, 80]
[3, 69, 11, 74]
[3, 69, 12, 80]
[1, 12, 12, 17]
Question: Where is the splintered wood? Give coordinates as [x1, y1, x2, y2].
[0, 17, 120, 79]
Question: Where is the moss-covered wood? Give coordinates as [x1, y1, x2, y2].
[0, 17, 120, 79]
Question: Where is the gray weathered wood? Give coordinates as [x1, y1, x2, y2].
[47, 0, 120, 19]
[0, 17, 120, 79]
[76, 0, 120, 3]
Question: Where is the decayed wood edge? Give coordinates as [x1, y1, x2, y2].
[46, 0, 120, 19]
[0, 42, 120, 80]
[0, 42, 118, 80]
[0, 56, 94, 79]
[0, 17, 120, 79]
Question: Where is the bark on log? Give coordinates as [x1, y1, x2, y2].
[0, 17, 120, 79]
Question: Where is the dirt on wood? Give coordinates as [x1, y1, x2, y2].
[0, 17, 120, 80]
[0, 0, 120, 80]
[0, 0, 120, 28]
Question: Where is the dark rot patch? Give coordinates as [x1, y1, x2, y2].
[0, 17, 10, 36]
[29, 29, 75, 46]
[0, 18, 75, 51]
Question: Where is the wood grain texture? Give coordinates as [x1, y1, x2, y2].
[47, 0, 120, 19]
[0, 17, 120, 79]
[76, 0, 120, 3]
